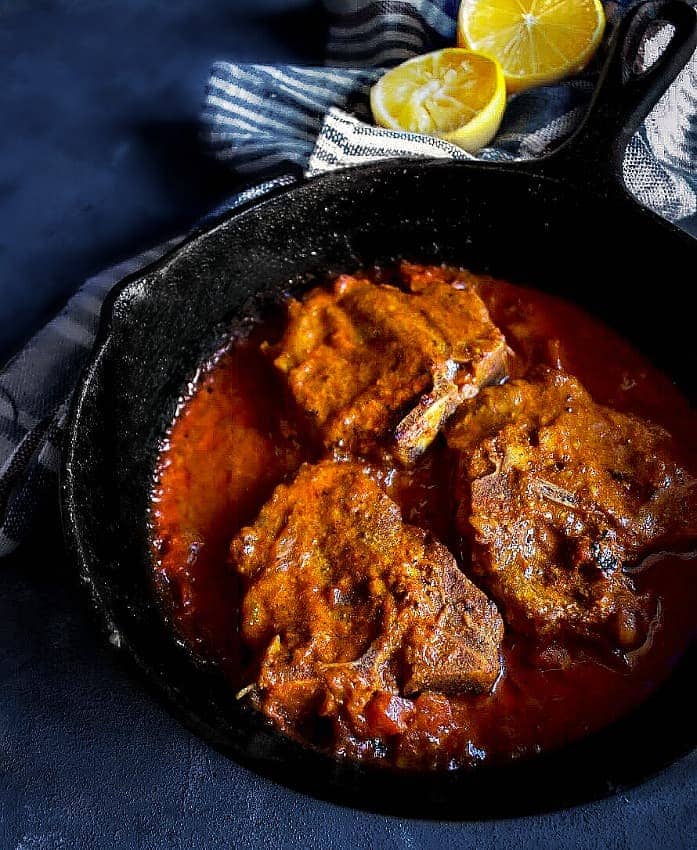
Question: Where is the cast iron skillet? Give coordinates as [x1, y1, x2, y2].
[63, 0, 697, 820]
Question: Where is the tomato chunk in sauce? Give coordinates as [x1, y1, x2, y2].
[150, 263, 697, 770]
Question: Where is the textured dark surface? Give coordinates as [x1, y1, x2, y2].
[0, 0, 326, 362]
[1, 1, 696, 847]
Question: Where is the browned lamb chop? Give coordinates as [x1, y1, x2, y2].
[230, 460, 503, 740]
[266, 266, 508, 464]
[448, 366, 697, 654]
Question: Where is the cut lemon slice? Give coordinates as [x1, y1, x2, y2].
[370, 48, 506, 153]
[457, 0, 606, 93]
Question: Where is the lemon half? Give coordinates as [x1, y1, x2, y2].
[370, 48, 506, 153]
[457, 0, 606, 93]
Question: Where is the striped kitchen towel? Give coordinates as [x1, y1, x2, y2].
[1, 0, 696, 556]
[203, 0, 697, 220]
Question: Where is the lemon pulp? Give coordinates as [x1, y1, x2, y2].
[458, 0, 606, 92]
[370, 48, 507, 152]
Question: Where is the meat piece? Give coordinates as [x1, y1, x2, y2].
[267, 264, 508, 464]
[447, 367, 696, 653]
[230, 461, 503, 737]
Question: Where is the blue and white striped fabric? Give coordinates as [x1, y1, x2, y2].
[0, 240, 183, 555]
[1, 0, 696, 557]
[203, 0, 697, 220]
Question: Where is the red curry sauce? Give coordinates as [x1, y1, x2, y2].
[150, 271, 697, 770]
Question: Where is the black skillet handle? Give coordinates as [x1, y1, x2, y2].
[540, 0, 697, 192]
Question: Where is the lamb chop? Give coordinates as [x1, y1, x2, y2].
[447, 366, 697, 654]
[266, 265, 508, 464]
[229, 460, 503, 738]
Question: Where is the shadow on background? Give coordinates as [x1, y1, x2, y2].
[264, 0, 328, 61]
[0, 0, 326, 365]
[133, 121, 242, 221]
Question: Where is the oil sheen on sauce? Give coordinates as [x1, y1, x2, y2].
[150, 274, 697, 770]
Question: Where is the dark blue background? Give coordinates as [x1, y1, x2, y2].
[1, 2, 695, 847]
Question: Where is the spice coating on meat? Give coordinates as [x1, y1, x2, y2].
[267, 264, 508, 464]
[230, 461, 503, 739]
[155, 262, 697, 771]
[448, 367, 697, 652]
